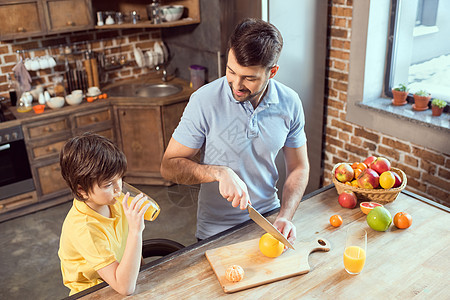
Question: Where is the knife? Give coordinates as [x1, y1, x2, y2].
[247, 205, 295, 250]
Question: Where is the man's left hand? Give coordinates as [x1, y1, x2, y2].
[273, 217, 296, 246]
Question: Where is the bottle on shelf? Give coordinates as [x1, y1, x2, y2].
[7, 73, 18, 106]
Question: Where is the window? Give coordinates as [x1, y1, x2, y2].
[345, 0, 448, 154]
[386, 0, 449, 102]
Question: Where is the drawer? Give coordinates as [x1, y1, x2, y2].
[0, 191, 38, 214]
[23, 117, 70, 140]
[31, 139, 67, 160]
[34, 161, 67, 196]
[74, 108, 112, 128]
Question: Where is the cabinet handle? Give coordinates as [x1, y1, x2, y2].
[122, 111, 126, 116]
[43, 127, 53, 133]
[46, 147, 56, 153]
[52, 166, 61, 172]
[17, 27, 25, 32]
[67, 21, 74, 26]
[0, 204, 4, 211]
[90, 116, 99, 122]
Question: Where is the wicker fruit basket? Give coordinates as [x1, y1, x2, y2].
[332, 163, 407, 204]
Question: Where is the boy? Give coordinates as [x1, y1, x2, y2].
[58, 132, 151, 295]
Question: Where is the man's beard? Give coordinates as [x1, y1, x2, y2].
[229, 82, 268, 105]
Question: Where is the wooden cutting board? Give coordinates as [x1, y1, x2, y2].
[205, 237, 330, 293]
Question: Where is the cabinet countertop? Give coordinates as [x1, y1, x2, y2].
[6, 77, 193, 126]
[74, 185, 450, 299]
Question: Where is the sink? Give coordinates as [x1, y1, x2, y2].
[105, 83, 182, 98]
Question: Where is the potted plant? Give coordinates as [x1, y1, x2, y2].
[413, 90, 431, 111]
[392, 84, 409, 106]
[431, 99, 447, 116]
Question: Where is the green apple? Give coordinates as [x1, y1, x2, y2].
[366, 206, 392, 231]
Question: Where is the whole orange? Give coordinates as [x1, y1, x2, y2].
[259, 233, 284, 258]
[329, 214, 343, 227]
[393, 212, 412, 229]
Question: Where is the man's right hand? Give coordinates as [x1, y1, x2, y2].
[216, 166, 251, 210]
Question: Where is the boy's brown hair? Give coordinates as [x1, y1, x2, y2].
[60, 132, 127, 201]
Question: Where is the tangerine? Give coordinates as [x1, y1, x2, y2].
[354, 168, 363, 179]
[225, 265, 244, 282]
[356, 162, 368, 170]
[393, 212, 412, 229]
[379, 171, 395, 189]
[329, 214, 343, 227]
[259, 233, 284, 258]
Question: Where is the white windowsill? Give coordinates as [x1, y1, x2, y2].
[360, 98, 449, 131]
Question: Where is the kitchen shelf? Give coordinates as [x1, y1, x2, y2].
[94, 18, 198, 30]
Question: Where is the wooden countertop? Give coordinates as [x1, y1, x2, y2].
[72, 185, 450, 299]
[5, 76, 193, 126]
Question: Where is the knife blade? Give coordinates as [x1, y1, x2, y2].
[247, 205, 295, 250]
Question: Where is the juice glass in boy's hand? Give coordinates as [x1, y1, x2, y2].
[343, 226, 367, 274]
[115, 182, 160, 221]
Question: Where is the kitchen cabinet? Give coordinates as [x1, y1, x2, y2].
[22, 115, 72, 201]
[0, 1, 46, 40]
[43, 0, 93, 34]
[0, 0, 94, 41]
[21, 105, 115, 202]
[114, 101, 187, 185]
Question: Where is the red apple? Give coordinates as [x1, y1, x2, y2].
[357, 168, 380, 189]
[334, 163, 354, 183]
[370, 157, 391, 175]
[338, 190, 358, 208]
[392, 172, 402, 188]
[363, 156, 377, 167]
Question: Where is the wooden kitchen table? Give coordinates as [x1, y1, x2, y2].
[74, 185, 450, 299]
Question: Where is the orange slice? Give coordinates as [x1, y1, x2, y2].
[360, 202, 383, 214]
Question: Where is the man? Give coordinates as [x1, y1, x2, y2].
[160, 18, 310, 242]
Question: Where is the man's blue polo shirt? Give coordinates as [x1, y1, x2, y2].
[172, 76, 306, 239]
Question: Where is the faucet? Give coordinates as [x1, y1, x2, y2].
[155, 64, 168, 82]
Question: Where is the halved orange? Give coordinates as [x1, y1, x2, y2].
[360, 202, 383, 214]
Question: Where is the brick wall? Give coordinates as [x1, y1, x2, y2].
[0, 28, 161, 99]
[323, 0, 450, 207]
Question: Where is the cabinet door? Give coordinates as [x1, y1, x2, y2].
[44, 0, 93, 33]
[0, 1, 46, 40]
[33, 159, 68, 197]
[117, 107, 164, 173]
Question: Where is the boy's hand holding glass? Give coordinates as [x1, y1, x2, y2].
[116, 182, 161, 221]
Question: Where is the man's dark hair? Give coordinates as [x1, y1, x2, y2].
[60, 132, 127, 201]
[228, 18, 283, 69]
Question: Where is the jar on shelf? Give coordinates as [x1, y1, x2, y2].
[53, 76, 66, 97]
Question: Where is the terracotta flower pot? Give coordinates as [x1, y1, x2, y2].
[413, 94, 431, 111]
[392, 89, 408, 106]
[431, 105, 444, 116]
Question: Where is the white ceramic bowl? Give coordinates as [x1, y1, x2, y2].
[160, 5, 184, 22]
[66, 93, 82, 106]
[47, 96, 65, 109]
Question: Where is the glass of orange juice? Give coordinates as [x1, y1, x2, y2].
[343, 226, 367, 275]
[115, 182, 160, 221]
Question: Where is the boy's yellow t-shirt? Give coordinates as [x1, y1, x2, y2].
[58, 199, 128, 295]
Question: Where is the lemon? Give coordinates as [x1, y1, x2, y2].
[379, 171, 395, 189]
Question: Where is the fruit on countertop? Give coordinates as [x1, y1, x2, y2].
[225, 265, 244, 282]
[334, 163, 354, 183]
[357, 168, 380, 189]
[393, 212, 412, 229]
[338, 190, 358, 209]
[330, 214, 343, 227]
[367, 206, 392, 231]
[379, 171, 395, 189]
[259, 233, 284, 258]
[370, 157, 391, 175]
[360, 202, 383, 214]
